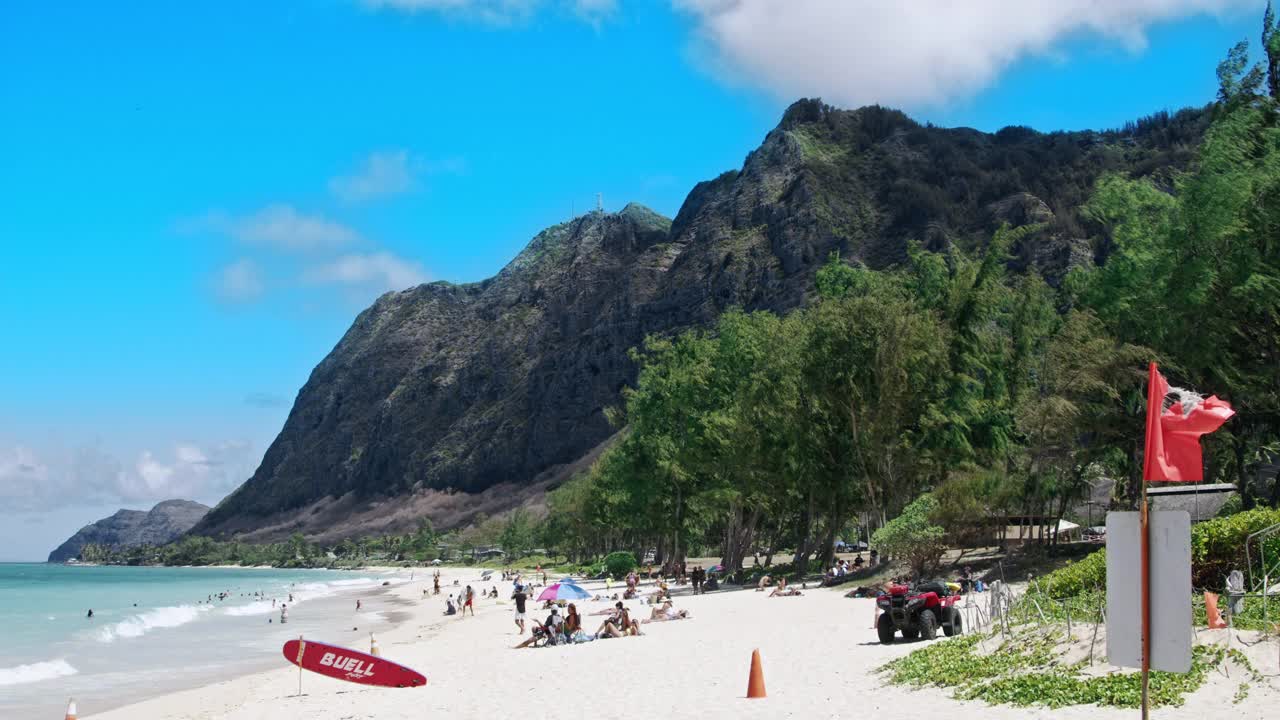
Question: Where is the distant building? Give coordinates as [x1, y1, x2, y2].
[1002, 516, 1082, 546]
[1147, 483, 1237, 523]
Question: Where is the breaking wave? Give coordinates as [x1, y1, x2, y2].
[95, 604, 212, 642]
[0, 659, 78, 687]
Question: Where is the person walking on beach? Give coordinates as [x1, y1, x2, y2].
[433, 572, 441, 595]
[512, 583, 528, 634]
[356, 599, 362, 611]
[462, 585, 475, 616]
[280, 604, 288, 624]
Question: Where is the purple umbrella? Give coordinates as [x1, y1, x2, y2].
[536, 582, 591, 601]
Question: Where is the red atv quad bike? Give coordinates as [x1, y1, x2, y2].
[875, 580, 962, 643]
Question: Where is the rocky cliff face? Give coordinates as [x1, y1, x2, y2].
[49, 499, 209, 562]
[192, 100, 1208, 542]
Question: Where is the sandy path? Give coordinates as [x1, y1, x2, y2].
[87, 569, 1278, 720]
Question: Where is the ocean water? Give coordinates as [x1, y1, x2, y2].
[0, 563, 410, 718]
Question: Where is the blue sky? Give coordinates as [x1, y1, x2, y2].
[0, 0, 1269, 560]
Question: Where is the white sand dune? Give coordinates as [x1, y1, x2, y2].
[86, 568, 1278, 720]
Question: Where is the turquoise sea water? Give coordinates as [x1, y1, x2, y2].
[0, 563, 409, 717]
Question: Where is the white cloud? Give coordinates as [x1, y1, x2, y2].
[573, 0, 616, 24]
[304, 252, 429, 292]
[674, 0, 1256, 109]
[215, 258, 265, 303]
[234, 204, 361, 251]
[330, 150, 418, 203]
[363, 0, 540, 24]
[362, 0, 614, 24]
[186, 205, 360, 252]
[0, 442, 258, 512]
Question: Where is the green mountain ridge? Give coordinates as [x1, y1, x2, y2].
[190, 98, 1211, 544]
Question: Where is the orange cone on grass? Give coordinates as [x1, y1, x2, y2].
[746, 648, 766, 699]
[65, 698, 77, 720]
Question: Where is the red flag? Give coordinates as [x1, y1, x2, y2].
[1142, 362, 1234, 482]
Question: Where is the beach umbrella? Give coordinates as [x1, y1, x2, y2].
[537, 582, 591, 601]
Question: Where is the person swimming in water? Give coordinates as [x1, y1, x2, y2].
[86, 609, 94, 619]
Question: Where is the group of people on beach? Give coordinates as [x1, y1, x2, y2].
[443, 584, 477, 616]
[506, 570, 693, 650]
[513, 598, 660, 648]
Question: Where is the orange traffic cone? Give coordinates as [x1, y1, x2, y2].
[746, 648, 766, 699]
[370, 633, 381, 657]
[65, 698, 77, 720]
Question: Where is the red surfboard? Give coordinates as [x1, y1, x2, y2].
[282, 638, 427, 688]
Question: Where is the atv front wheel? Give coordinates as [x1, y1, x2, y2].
[943, 607, 963, 637]
[876, 613, 896, 644]
[918, 609, 938, 640]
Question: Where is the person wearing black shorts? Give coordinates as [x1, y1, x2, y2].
[512, 584, 528, 634]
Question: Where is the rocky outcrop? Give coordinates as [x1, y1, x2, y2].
[192, 100, 1209, 542]
[49, 500, 209, 562]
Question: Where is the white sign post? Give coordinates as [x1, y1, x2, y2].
[1106, 510, 1193, 675]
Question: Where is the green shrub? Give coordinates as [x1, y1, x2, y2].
[1036, 549, 1107, 599]
[1215, 494, 1242, 518]
[603, 551, 637, 579]
[873, 493, 946, 578]
[1190, 506, 1280, 589]
[1040, 506, 1280, 597]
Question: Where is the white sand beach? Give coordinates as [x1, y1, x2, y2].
[84, 567, 1278, 720]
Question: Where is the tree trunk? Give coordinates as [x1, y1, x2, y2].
[819, 512, 840, 570]
[723, 505, 758, 572]
[1236, 437, 1257, 510]
[673, 484, 683, 566]
[792, 486, 816, 571]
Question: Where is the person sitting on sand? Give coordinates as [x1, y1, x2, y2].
[594, 601, 640, 638]
[770, 578, 802, 597]
[445, 596, 457, 616]
[623, 587, 638, 600]
[514, 607, 565, 649]
[648, 581, 669, 603]
[756, 575, 772, 591]
[564, 603, 592, 643]
[545, 606, 564, 643]
[513, 619, 549, 649]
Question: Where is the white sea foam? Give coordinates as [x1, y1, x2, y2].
[0, 659, 78, 687]
[95, 604, 213, 642]
[224, 576, 387, 615]
[223, 602, 278, 616]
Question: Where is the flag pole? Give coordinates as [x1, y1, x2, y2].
[296, 635, 306, 697]
[1139, 361, 1159, 720]
[1140, 477, 1150, 720]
